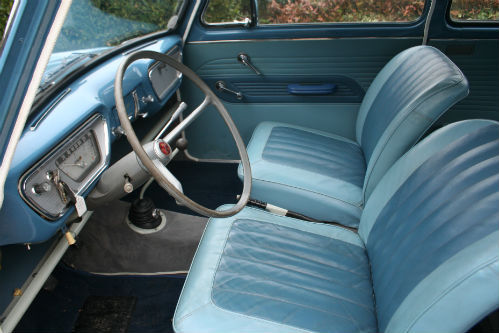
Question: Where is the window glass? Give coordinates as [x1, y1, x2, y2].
[39, 0, 184, 94]
[202, 0, 251, 24]
[450, 0, 499, 22]
[258, 0, 425, 25]
[0, 0, 13, 38]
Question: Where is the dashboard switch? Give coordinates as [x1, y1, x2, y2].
[124, 176, 134, 193]
[141, 94, 155, 104]
[112, 126, 126, 137]
[32, 182, 51, 195]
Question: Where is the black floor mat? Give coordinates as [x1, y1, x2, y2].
[14, 265, 185, 333]
[125, 161, 242, 216]
[73, 296, 136, 333]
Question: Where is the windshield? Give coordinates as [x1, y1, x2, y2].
[39, 0, 184, 92]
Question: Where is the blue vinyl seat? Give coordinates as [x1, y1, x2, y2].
[238, 45, 469, 227]
[174, 119, 499, 333]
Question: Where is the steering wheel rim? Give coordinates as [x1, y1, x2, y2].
[114, 50, 251, 218]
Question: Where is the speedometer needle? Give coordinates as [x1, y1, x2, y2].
[63, 163, 85, 168]
[64, 158, 86, 168]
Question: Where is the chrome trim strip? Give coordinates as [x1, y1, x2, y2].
[187, 37, 499, 45]
[186, 37, 423, 44]
[30, 88, 71, 131]
[430, 38, 499, 41]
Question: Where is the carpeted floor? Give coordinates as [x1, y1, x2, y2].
[14, 265, 185, 333]
[63, 200, 207, 274]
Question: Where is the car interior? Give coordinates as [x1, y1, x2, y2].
[0, 0, 497, 332]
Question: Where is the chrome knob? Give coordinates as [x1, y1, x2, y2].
[33, 182, 51, 195]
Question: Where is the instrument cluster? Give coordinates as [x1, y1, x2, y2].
[19, 114, 109, 220]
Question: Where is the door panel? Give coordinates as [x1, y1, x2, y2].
[182, 38, 422, 159]
[430, 40, 499, 125]
[204, 75, 364, 104]
[425, 1, 499, 126]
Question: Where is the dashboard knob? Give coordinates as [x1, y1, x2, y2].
[124, 177, 134, 193]
[32, 182, 51, 195]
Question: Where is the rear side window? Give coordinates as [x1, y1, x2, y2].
[258, 0, 425, 24]
[203, 0, 425, 25]
[449, 0, 499, 22]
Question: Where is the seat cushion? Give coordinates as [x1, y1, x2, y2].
[238, 122, 365, 227]
[173, 206, 377, 333]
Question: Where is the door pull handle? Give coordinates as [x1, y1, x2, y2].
[215, 81, 243, 100]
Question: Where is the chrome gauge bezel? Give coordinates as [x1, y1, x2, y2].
[19, 114, 110, 220]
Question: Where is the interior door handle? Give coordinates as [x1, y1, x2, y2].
[237, 53, 262, 76]
[215, 81, 243, 100]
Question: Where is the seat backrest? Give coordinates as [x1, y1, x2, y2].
[358, 120, 499, 333]
[356, 45, 469, 203]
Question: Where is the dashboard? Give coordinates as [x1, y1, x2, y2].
[0, 35, 183, 246]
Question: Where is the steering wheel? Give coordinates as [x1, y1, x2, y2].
[114, 50, 251, 218]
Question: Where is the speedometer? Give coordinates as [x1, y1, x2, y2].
[55, 131, 101, 182]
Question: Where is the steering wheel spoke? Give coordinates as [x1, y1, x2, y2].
[163, 95, 211, 145]
[114, 50, 251, 218]
[152, 159, 183, 196]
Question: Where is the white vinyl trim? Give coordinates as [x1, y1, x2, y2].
[0, 0, 72, 209]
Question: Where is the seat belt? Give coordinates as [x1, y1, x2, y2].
[244, 197, 358, 233]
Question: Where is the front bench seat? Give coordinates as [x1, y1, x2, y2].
[238, 45, 469, 227]
[174, 119, 499, 333]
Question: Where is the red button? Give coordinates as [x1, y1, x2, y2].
[159, 141, 171, 155]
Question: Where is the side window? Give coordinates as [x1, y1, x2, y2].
[202, 0, 425, 26]
[449, 0, 499, 22]
[258, 0, 424, 24]
[202, 0, 251, 25]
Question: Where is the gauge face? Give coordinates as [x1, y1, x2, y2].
[55, 131, 101, 182]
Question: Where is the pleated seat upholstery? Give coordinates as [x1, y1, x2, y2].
[239, 45, 469, 227]
[174, 119, 499, 333]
